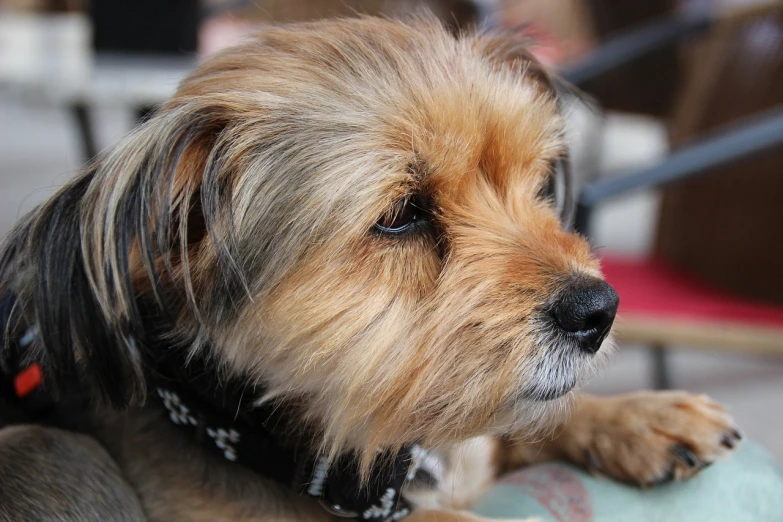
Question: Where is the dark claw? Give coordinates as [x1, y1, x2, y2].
[721, 434, 737, 449]
[732, 428, 743, 441]
[585, 449, 603, 475]
[672, 445, 699, 468]
[650, 467, 675, 486]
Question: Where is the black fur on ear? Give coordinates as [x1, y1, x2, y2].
[0, 104, 242, 409]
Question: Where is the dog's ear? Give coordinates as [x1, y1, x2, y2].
[0, 103, 237, 409]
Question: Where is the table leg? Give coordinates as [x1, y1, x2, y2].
[650, 344, 672, 389]
[70, 103, 97, 162]
[135, 105, 157, 124]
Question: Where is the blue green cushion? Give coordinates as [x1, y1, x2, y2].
[470, 442, 783, 521]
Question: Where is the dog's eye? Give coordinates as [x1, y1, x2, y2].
[375, 195, 423, 234]
[539, 158, 570, 211]
[538, 158, 573, 225]
[538, 173, 556, 204]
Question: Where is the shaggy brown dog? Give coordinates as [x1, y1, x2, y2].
[0, 16, 741, 522]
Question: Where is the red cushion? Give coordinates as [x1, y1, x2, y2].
[601, 255, 783, 330]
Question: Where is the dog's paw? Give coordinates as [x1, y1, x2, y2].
[577, 391, 742, 486]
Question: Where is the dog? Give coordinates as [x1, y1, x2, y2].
[0, 16, 742, 522]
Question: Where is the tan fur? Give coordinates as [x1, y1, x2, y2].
[0, 16, 740, 521]
[497, 392, 741, 485]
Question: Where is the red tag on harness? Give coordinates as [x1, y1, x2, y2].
[14, 363, 43, 398]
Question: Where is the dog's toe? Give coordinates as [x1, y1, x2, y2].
[580, 391, 741, 486]
[672, 444, 700, 468]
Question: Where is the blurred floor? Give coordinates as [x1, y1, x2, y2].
[1, 93, 782, 461]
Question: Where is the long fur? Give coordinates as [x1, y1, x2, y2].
[1, 16, 599, 472]
[0, 17, 746, 522]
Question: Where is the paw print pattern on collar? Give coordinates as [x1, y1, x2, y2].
[156, 387, 242, 462]
[157, 388, 197, 426]
[362, 488, 397, 520]
[207, 427, 241, 461]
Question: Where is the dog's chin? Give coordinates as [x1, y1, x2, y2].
[518, 357, 586, 403]
[519, 333, 614, 403]
[524, 380, 577, 401]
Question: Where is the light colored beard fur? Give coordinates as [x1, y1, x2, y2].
[506, 334, 616, 440]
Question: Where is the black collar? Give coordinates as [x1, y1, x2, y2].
[1, 292, 424, 521]
[150, 374, 420, 520]
[148, 348, 422, 520]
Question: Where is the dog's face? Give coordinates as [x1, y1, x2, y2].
[1, 17, 617, 458]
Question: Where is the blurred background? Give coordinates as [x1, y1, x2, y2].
[1, 0, 781, 458]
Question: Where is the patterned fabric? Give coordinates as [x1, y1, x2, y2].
[152, 383, 420, 521]
[471, 443, 783, 522]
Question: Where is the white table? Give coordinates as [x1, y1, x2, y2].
[0, 12, 197, 159]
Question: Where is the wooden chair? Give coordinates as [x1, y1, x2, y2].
[568, 4, 783, 388]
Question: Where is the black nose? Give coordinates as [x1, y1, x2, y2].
[551, 278, 619, 354]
